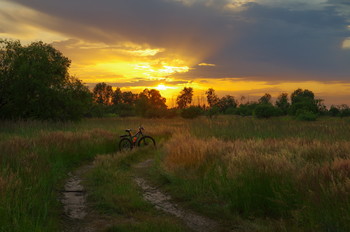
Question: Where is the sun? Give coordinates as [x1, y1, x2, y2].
[156, 84, 168, 90]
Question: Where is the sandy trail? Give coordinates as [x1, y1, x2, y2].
[134, 159, 219, 232]
[60, 165, 112, 232]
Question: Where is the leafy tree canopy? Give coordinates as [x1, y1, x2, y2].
[0, 39, 91, 121]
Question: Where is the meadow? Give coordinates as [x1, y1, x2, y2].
[0, 116, 349, 231]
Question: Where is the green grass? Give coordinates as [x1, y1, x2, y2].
[0, 129, 116, 232]
[84, 149, 189, 231]
[190, 116, 350, 141]
[1, 116, 349, 232]
[0, 117, 186, 231]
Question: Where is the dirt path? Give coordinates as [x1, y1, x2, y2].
[61, 158, 223, 232]
[60, 165, 112, 232]
[134, 159, 220, 232]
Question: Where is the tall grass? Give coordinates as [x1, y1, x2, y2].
[160, 130, 350, 231]
[84, 149, 189, 232]
[2, 116, 349, 231]
[190, 116, 350, 141]
[0, 126, 116, 231]
[0, 117, 185, 231]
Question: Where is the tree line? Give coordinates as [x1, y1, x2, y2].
[1, 39, 349, 121]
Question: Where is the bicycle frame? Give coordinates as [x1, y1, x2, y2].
[120, 127, 144, 146]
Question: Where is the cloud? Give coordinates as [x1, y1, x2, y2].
[4, 0, 350, 82]
[86, 79, 189, 89]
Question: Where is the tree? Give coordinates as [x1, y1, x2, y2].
[181, 106, 202, 119]
[289, 88, 318, 116]
[216, 95, 238, 113]
[329, 105, 340, 117]
[254, 104, 278, 118]
[121, 91, 137, 105]
[205, 88, 219, 107]
[93, 82, 113, 105]
[291, 88, 315, 104]
[176, 87, 193, 109]
[136, 89, 167, 117]
[275, 93, 290, 115]
[258, 93, 272, 105]
[112, 87, 123, 105]
[0, 39, 91, 121]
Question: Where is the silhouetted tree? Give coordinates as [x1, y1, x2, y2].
[176, 87, 193, 109]
[205, 88, 219, 107]
[339, 104, 350, 117]
[121, 91, 137, 105]
[181, 106, 202, 119]
[0, 39, 91, 121]
[93, 82, 113, 105]
[112, 87, 123, 105]
[329, 105, 341, 117]
[275, 93, 290, 115]
[216, 95, 238, 113]
[291, 88, 315, 104]
[136, 89, 167, 117]
[258, 93, 272, 105]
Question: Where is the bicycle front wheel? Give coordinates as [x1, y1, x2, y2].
[138, 136, 156, 149]
[119, 138, 132, 152]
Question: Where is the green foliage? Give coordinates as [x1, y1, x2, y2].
[254, 104, 280, 118]
[289, 89, 318, 116]
[180, 106, 202, 119]
[136, 89, 167, 118]
[224, 106, 238, 115]
[258, 93, 272, 105]
[329, 104, 350, 117]
[216, 95, 237, 113]
[206, 106, 220, 118]
[329, 105, 341, 117]
[0, 39, 92, 121]
[0, 126, 116, 231]
[275, 93, 290, 115]
[236, 102, 259, 116]
[296, 110, 317, 121]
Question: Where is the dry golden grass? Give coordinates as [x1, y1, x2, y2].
[162, 131, 350, 230]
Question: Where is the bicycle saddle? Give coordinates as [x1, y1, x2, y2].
[125, 129, 132, 133]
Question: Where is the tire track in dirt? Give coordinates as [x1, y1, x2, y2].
[60, 165, 112, 232]
[134, 159, 219, 232]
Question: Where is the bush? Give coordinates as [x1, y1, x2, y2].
[206, 106, 220, 118]
[296, 110, 317, 121]
[254, 104, 280, 118]
[181, 106, 202, 119]
[224, 106, 238, 115]
[237, 102, 259, 116]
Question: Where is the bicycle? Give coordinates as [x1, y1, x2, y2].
[118, 126, 156, 152]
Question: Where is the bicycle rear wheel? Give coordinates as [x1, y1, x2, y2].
[138, 136, 156, 149]
[119, 138, 132, 152]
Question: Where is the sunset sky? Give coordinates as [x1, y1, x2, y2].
[1, 0, 350, 107]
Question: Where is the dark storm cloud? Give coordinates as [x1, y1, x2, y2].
[7, 0, 350, 81]
[197, 3, 350, 80]
[7, 0, 225, 53]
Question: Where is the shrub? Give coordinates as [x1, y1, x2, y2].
[254, 104, 280, 118]
[224, 106, 238, 115]
[180, 106, 202, 119]
[206, 106, 220, 118]
[296, 110, 317, 121]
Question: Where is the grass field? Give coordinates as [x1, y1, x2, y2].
[0, 116, 349, 231]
